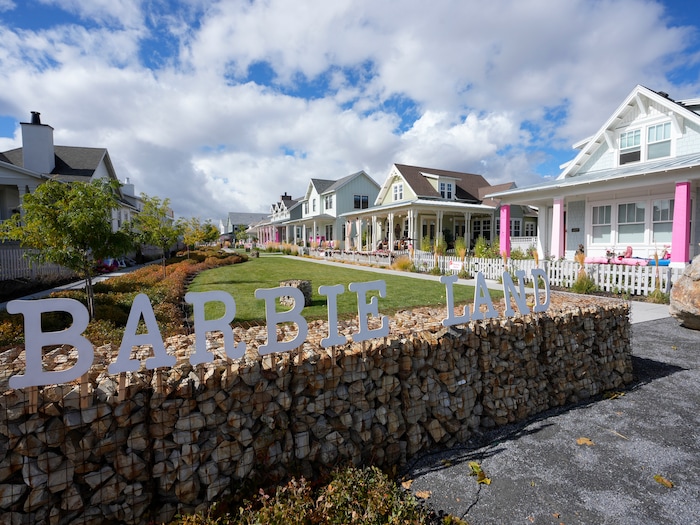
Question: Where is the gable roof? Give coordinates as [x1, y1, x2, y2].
[559, 84, 700, 179]
[303, 171, 380, 201]
[385, 164, 492, 203]
[0, 145, 109, 180]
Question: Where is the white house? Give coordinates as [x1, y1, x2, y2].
[0, 111, 140, 230]
[349, 163, 537, 252]
[489, 85, 700, 268]
[283, 171, 381, 249]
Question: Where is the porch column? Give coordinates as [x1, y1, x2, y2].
[671, 181, 691, 267]
[464, 213, 471, 248]
[500, 205, 511, 258]
[371, 215, 378, 249]
[408, 210, 415, 249]
[436, 210, 443, 243]
[302, 224, 307, 247]
[356, 218, 363, 250]
[551, 198, 565, 259]
[387, 212, 395, 250]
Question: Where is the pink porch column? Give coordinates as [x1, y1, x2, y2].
[551, 198, 565, 259]
[671, 181, 691, 267]
[499, 205, 511, 258]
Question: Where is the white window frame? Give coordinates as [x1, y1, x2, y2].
[393, 183, 403, 201]
[325, 195, 333, 210]
[652, 198, 674, 243]
[647, 122, 671, 160]
[617, 201, 646, 244]
[591, 204, 612, 244]
[619, 129, 641, 165]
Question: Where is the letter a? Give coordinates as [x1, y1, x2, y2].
[110, 293, 176, 374]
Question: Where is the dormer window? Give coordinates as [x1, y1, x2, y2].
[619, 129, 641, 165]
[647, 122, 671, 160]
[440, 182, 453, 199]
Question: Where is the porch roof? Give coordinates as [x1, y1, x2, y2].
[486, 152, 700, 202]
[339, 198, 496, 218]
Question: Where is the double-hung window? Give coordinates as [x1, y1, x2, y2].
[592, 205, 611, 243]
[652, 199, 674, 243]
[393, 183, 403, 201]
[619, 129, 641, 165]
[617, 202, 645, 243]
[325, 195, 333, 210]
[647, 122, 671, 160]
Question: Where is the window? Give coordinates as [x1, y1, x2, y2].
[304, 202, 309, 214]
[525, 221, 535, 236]
[652, 198, 674, 243]
[439, 182, 453, 199]
[648, 122, 671, 160]
[592, 205, 611, 243]
[619, 129, 641, 165]
[325, 224, 333, 241]
[312, 199, 316, 212]
[325, 195, 333, 210]
[473, 218, 491, 241]
[617, 202, 645, 243]
[510, 219, 521, 237]
[354, 194, 369, 209]
[393, 183, 403, 201]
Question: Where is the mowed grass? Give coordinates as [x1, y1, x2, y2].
[187, 255, 501, 323]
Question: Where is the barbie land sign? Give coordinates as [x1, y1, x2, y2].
[6, 269, 550, 389]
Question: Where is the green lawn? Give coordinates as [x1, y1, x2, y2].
[187, 255, 500, 323]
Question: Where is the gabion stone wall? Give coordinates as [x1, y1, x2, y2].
[0, 303, 632, 524]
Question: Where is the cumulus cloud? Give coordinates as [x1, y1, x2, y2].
[0, 0, 697, 222]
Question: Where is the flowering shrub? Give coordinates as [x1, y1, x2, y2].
[0, 250, 246, 349]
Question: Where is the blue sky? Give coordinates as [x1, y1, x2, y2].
[1, 0, 699, 221]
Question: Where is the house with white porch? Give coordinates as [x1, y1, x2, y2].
[347, 163, 537, 252]
[281, 171, 381, 249]
[253, 192, 303, 244]
[0, 111, 140, 230]
[488, 85, 700, 268]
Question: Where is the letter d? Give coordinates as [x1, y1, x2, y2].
[7, 298, 94, 389]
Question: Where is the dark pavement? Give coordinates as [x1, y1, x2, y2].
[403, 314, 700, 524]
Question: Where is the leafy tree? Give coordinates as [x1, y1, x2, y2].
[128, 194, 182, 277]
[1, 178, 132, 319]
[179, 217, 220, 256]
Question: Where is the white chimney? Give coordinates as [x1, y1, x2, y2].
[20, 111, 56, 174]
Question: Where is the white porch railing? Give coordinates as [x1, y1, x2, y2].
[410, 252, 682, 296]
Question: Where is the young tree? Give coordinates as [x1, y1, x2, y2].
[1, 179, 132, 319]
[128, 194, 182, 277]
[179, 217, 219, 256]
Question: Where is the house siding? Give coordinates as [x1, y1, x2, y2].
[676, 119, 700, 157]
[579, 142, 614, 173]
[377, 175, 416, 207]
[335, 175, 380, 215]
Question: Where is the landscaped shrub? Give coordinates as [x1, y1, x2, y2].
[390, 255, 415, 272]
[0, 251, 247, 349]
[571, 272, 598, 294]
[168, 466, 445, 525]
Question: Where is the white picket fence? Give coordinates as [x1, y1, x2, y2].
[410, 251, 683, 296]
[0, 246, 76, 281]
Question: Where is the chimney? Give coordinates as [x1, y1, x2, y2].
[20, 111, 55, 174]
[281, 192, 291, 201]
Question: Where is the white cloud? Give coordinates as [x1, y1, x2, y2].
[0, 0, 698, 223]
